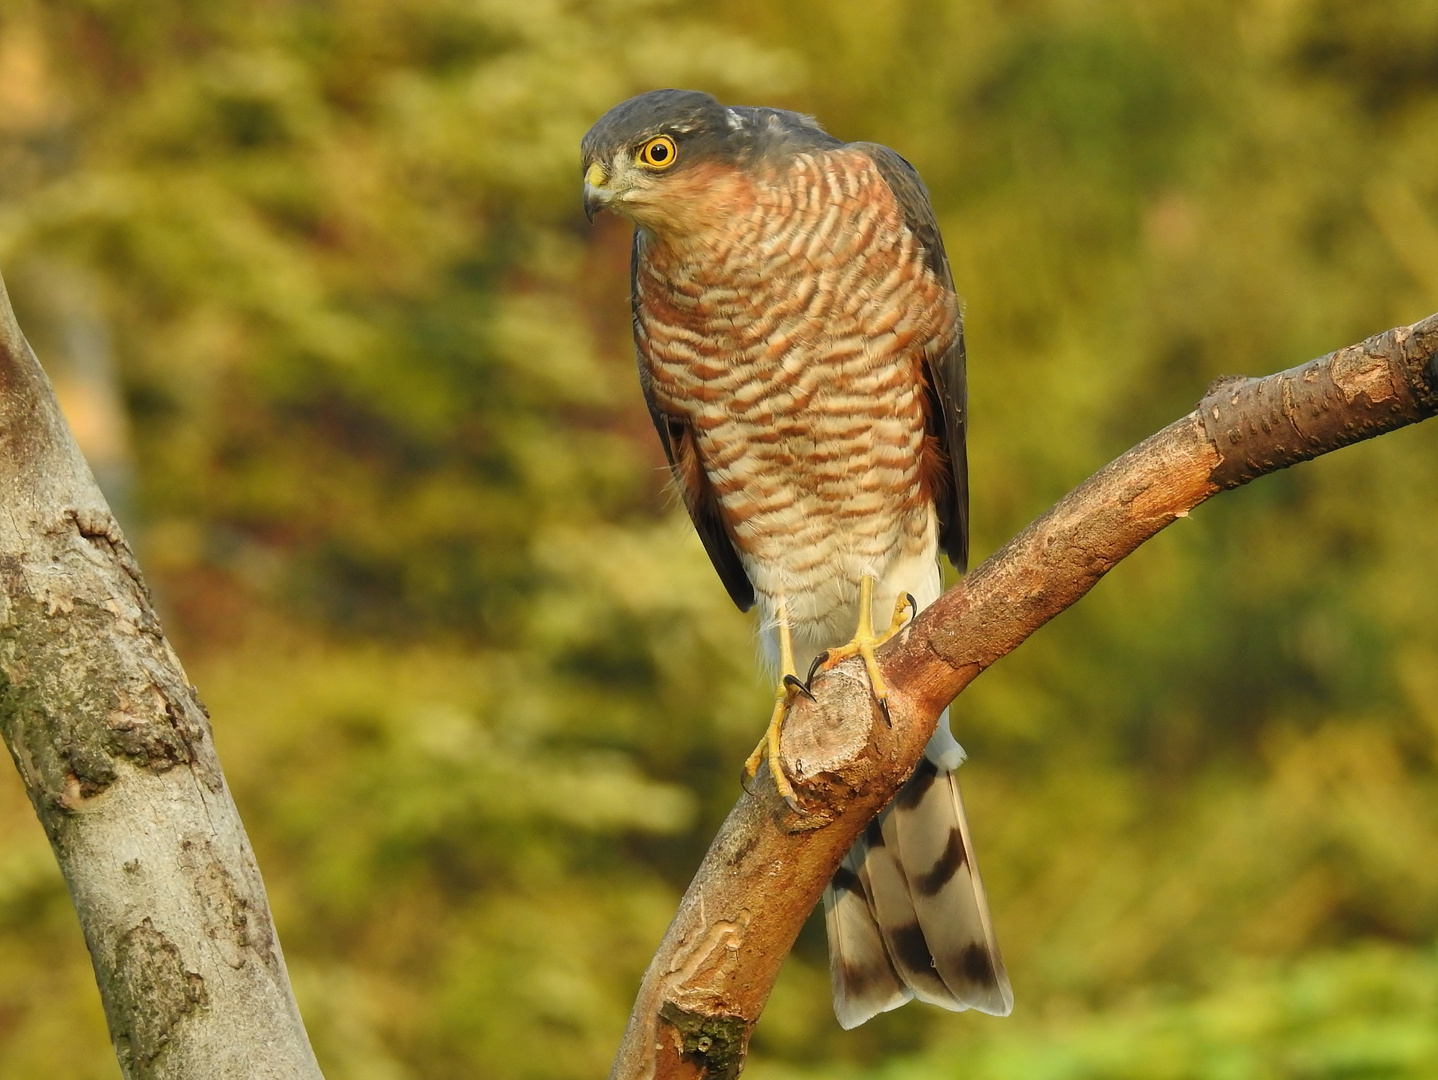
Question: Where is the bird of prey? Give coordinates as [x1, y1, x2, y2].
[581, 89, 1012, 1028]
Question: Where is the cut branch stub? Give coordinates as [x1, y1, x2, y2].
[611, 310, 1438, 1080]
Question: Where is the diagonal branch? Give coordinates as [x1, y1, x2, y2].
[0, 271, 324, 1079]
[611, 313, 1438, 1080]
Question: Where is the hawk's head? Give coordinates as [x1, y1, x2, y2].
[580, 89, 837, 235]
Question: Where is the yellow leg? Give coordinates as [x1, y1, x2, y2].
[742, 602, 807, 808]
[812, 577, 917, 719]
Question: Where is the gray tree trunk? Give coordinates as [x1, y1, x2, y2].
[0, 269, 323, 1080]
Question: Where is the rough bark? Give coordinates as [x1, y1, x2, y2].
[611, 313, 1438, 1080]
[0, 271, 323, 1079]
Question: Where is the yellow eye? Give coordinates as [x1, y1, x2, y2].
[638, 135, 678, 170]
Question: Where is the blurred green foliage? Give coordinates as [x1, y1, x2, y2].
[1, 1, 1437, 1077]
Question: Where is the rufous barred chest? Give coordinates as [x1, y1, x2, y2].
[633, 146, 958, 630]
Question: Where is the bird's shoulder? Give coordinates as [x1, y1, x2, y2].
[839, 141, 951, 286]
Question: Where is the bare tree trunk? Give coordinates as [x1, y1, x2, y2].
[611, 313, 1438, 1080]
[0, 271, 323, 1079]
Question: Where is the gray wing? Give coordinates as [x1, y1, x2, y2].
[631, 235, 756, 612]
[856, 143, 970, 572]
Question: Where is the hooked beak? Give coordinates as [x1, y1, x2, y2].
[583, 161, 610, 223]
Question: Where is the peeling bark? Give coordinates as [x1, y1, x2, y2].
[0, 271, 323, 1079]
[610, 312, 1438, 1079]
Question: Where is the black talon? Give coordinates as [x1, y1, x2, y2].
[784, 673, 816, 701]
[805, 651, 829, 689]
[877, 696, 892, 727]
[740, 768, 757, 797]
[904, 593, 918, 620]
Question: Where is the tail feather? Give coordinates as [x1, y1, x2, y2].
[891, 749, 1012, 1015]
[826, 724, 1012, 1027]
[823, 848, 912, 1029]
[860, 811, 956, 1007]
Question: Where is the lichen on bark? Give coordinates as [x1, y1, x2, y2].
[657, 1003, 750, 1080]
[108, 919, 211, 1079]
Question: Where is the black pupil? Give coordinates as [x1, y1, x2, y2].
[650, 142, 669, 162]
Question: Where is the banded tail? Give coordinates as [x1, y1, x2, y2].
[822, 722, 1011, 1028]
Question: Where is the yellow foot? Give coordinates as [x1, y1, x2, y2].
[742, 673, 813, 809]
[808, 585, 917, 723]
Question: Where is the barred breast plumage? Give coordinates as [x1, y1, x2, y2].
[633, 147, 955, 654]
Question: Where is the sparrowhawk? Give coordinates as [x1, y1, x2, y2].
[581, 89, 1012, 1029]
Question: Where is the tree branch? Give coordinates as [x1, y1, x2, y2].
[0, 271, 324, 1079]
[610, 313, 1438, 1080]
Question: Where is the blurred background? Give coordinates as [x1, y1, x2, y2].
[1, 1, 1437, 1077]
